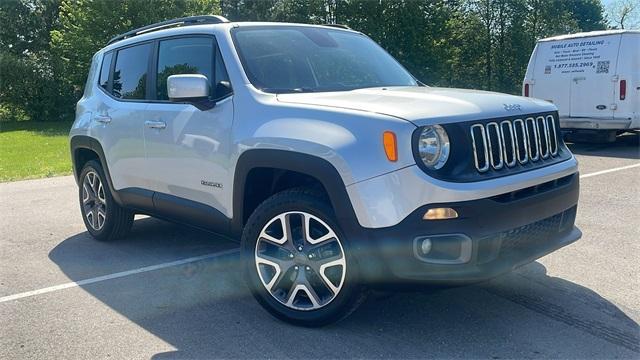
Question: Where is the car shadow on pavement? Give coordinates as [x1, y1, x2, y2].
[566, 131, 640, 160]
[49, 218, 640, 359]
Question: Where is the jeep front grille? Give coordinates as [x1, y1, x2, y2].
[470, 115, 559, 172]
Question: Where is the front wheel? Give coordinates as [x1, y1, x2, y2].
[241, 188, 366, 326]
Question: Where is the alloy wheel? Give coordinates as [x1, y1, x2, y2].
[82, 171, 107, 231]
[255, 211, 346, 311]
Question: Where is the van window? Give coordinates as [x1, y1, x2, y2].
[156, 37, 214, 100]
[113, 43, 152, 100]
[99, 52, 112, 91]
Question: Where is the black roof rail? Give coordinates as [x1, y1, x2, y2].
[107, 15, 229, 45]
[322, 24, 351, 30]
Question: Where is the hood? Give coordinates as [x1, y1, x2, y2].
[277, 86, 557, 126]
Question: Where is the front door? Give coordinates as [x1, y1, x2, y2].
[143, 36, 234, 219]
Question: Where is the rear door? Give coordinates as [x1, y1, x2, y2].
[92, 43, 152, 193]
[569, 34, 622, 119]
[613, 33, 640, 121]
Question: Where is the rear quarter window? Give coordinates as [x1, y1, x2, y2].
[99, 52, 113, 91]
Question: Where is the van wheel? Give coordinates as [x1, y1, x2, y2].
[79, 160, 133, 241]
[241, 188, 367, 327]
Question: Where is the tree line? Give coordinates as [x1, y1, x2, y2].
[0, 0, 608, 122]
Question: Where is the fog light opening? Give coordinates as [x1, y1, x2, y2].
[423, 207, 458, 220]
[413, 234, 472, 264]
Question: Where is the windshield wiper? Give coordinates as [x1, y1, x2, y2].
[261, 87, 316, 94]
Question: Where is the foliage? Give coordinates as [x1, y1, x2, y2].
[0, 0, 72, 121]
[220, 0, 606, 94]
[1, 0, 609, 123]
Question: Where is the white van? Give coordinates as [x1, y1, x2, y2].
[523, 30, 639, 141]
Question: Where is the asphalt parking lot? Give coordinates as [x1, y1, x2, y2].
[1, 133, 639, 359]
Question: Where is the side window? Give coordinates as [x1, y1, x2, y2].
[214, 46, 233, 99]
[112, 43, 152, 100]
[98, 52, 112, 91]
[156, 37, 213, 100]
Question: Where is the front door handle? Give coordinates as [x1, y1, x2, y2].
[145, 120, 166, 129]
[95, 115, 112, 124]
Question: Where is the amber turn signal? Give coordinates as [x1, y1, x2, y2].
[423, 207, 459, 220]
[383, 131, 398, 162]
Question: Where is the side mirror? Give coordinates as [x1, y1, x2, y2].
[167, 74, 215, 110]
[167, 74, 210, 100]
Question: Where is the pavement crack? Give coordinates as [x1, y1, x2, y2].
[483, 287, 640, 353]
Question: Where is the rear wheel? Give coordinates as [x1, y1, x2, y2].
[79, 160, 133, 241]
[565, 129, 617, 143]
[242, 188, 366, 326]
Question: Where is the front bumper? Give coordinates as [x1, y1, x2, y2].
[355, 172, 581, 284]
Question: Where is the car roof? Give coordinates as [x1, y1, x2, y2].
[101, 20, 358, 53]
[538, 29, 640, 42]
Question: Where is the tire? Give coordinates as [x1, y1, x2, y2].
[241, 187, 367, 327]
[565, 130, 617, 144]
[78, 160, 133, 242]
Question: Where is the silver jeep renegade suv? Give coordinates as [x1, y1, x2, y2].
[70, 16, 581, 326]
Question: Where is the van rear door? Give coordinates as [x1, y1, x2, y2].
[614, 33, 640, 122]
[568, 35, 622, 119]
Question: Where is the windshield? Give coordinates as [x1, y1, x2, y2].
[232, 26, 418, 93]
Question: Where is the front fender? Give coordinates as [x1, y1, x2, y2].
[231, 149, 360, 237]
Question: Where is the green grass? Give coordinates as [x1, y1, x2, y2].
[0, 121, 73, 182]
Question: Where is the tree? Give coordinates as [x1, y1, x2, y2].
[0, 0, 68, 121]
[0, 0, 615, 122]
[565, 0, 607, 31]
[607, 0, 640, 29]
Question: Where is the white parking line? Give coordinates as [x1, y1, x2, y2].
[580, 163, 640, 179]
[0, 248, 239, 304]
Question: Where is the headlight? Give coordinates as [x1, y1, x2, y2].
[418, 125, 450, 169]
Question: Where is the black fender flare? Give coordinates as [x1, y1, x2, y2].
[231, 149, 361, 238]
[69, 135, 123, 205]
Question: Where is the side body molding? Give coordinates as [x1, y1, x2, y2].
[70, 135, 230, 235]
[231, 149, 360, 237]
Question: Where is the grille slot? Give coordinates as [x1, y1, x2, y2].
[470, 124, 490, 172]
[500, 121, 517, 167]
[547, 115, 559, 155]
[486, 122, 504, 169]
[470, 114, 560, 172]
[498, 206, 576, 258]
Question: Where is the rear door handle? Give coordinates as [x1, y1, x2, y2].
[145, 120, 166, 129]
[94, 115, 111, 124]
